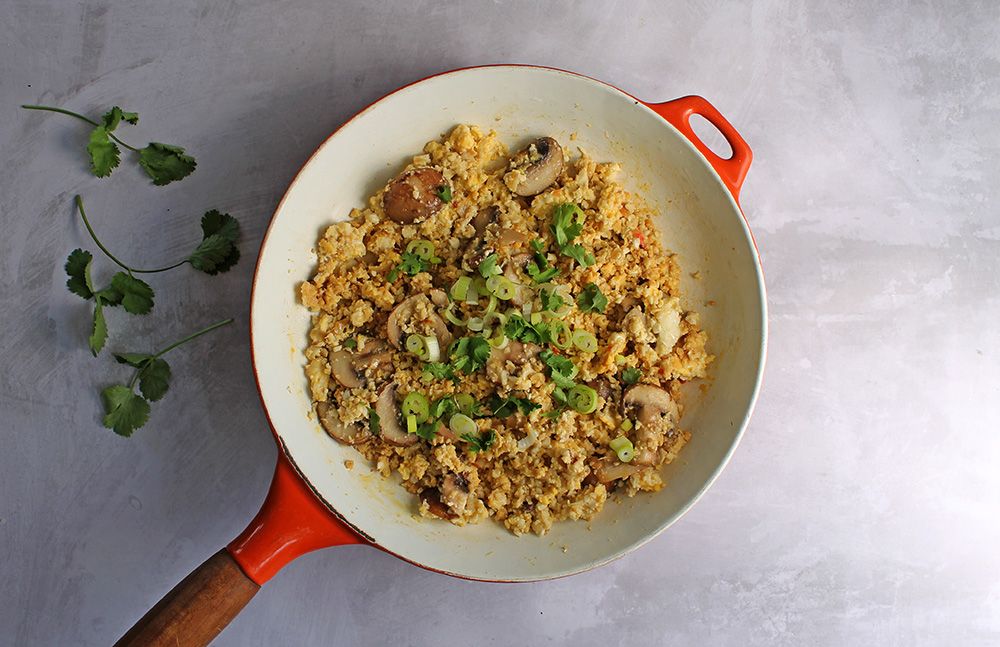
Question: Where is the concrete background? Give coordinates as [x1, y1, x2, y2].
[2, 1, 999, 645]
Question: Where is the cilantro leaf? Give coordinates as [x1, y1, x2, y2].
[422, 362, 457, 383]
[478, 253, 500, 278]
[387, 251, 436, 282]
[415, 421, 439, 441]
[114, 352, 152, 367]
[539, 287, 565, 312]
[368, 407, 381, 436]
[189, 211, 240, 275]
[137, 358, 171, 401]
[577, 283, 608, 313]
[561, 243, 595, 268]
[436, 185, 452, 202]
[138, 142, 197, 186]
[65, 249, 95, 299]
[101, 385, 150, 437]
[110, 273, 154, 314]
[89, 301, 108, 356]
[100, 107, 139, 129]
[526, 261, 559, 283]
[344, 337, 358, 351]
[539, 349, 578, 389]
[461, 429, 495, 453]
[87, 126, 120, 178]
[431, 396, 458, 419]
[620, 366, 642, 386]
[449, 335, 491, 374]
[550, 203, 584, 247]
[94, 285, 123, 307]
[486, 394, 541, 418]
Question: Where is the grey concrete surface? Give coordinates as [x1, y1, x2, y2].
[2, 1, 999, 645]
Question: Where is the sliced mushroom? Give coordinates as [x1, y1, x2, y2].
[382, 167, 447, 224]
[420, 488, 456, 520]
[375, 383, 418, 446]
[429, 288, 449, 307]
[352, 340, 393, 374]
[586, 377, 613, 401]
[497, 228, 530, 247]
[507, 137, 563, 197]
[622, 384, 679, 465]
[472, 205, 500, 238]
[592, 456, 646, 483]
[316, 401, 371, 445]
[440, 473, 473, 516]
[329, 350, 363, 389]
[387, 294, 453, 351]
[492, 340, 540, 364]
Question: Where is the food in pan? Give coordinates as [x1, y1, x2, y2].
[300, 125, 711, 535]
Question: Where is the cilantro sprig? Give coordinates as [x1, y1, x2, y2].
[386, 251, 439, 282]
[461, 429, 496, 453]
[67, 196, 239, 354]
[620, 366, 642, 386]
[548, 203, 595, 268]
[486, 394, 541, 418]
[448, 335, 492, 374]
[539, 348, 579, 389]
[577, 283, 608, 313]
[526, 238, 560, 283]
[102, 319, 233, 436]
[21, 104, 196, 185]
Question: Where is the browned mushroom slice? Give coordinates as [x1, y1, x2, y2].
[492, 340, 540, 364]
[316, 401, 371, 445]
[329, 350, 363, 389]
[507, 137, 564, 196]
[471, 205, 500, 238]
[497, 228, 530, 247]
[440, 473, 473, 516]
[429, 288, 449, 307]
[387, 294, 454, 351]
[351, 340, 393, 374]
[374, 382, 418, 446]
[622, 384, 680, 465]
[382, 167, 447, 224]
[420, 488, 456, 520]
[592, 456, 646, 483]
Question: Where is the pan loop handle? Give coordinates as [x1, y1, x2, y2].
[228, 451, 364, 584]
[644, 95, 752, 201]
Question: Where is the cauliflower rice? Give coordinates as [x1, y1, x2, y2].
[300, 125, 711, 536]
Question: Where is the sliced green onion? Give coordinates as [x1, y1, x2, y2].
[406, 239, 435, 260]
[530, 312, 543, 326]
[550, 321, 573, 350]
[406, 413, 418, 435]
[449, 413, 477, 437]
[572, 330, 598, 353]
[465, 278, 481, 304]
[486, 275, 517, 301]
[484, 295, 499, 316]
[521, 302, 533, 316]
[468, 316, 485, 332]
[406, 334, 425, 356]
[567, 384, 598, 414]
[455, 393, 475, 414]
[487, 333, 509, 348]
[424, 336, 441, 362]
[445, 303, 468, 327]
[451, 276, 472, 301]
[402, 392, 430, 422]
[620, 419, 634, 432]
[609, 435, 635, 462]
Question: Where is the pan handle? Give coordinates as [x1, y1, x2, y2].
[114, 453, 363, 647]
[644, 95, 753, 201]
[227, 451, 364, 584]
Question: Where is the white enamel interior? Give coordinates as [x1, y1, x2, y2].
[250, 66, 766, 581]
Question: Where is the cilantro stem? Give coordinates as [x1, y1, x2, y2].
[125, 318, 234, 389]
[22, 104, 141, 152]
[75, 195, 188, 274]
[152, 318, 233, 358]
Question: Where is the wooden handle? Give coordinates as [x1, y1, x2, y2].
[113, 549, 260, 647]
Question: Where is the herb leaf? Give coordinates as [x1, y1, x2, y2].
[449, 335, 491, 374]
[539, 349, 578, 389]
[422, 362, 457, 382]
[87, 127, 120, 178]
[110, 273, 154, 314]
[137, 358, 171, 401]
[561, 243, 595, 268]
[436, 185, 452, 202]
[89, 301, 109, 356]
[368, 407, 381, 436]
[486, 394, 541, 418]
[101, 385, 151, 437]
[461, 429, 495, 453]
[620, 366, 642, 386]
[477, 253, 500, 278]
[577, 283, 608, 313]
[550, 203, 584, 247]
[138, 142, 197, 186]
[189, 210, 241, 275]
[65, 249, 95, 299]
[539, 287, 565, 312]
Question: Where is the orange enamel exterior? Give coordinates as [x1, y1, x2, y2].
[227, 66, 753, 586]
